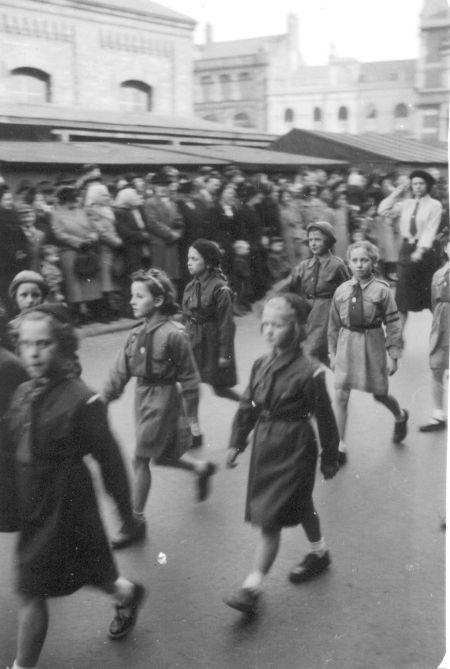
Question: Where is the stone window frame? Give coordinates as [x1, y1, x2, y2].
[119, 80, 153, 112]
[9, 66, 51, 103]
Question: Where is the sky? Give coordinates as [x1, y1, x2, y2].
[160, 0, 427, 64]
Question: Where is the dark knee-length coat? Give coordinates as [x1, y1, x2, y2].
[229, 348, 339, 530]
[5, 376, 133, 597]
[182, 271, 237, 387]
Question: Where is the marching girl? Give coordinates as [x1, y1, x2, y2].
[328, 241, 408, 465]
[419, 236, 449, 433]
[102, 268, 217, 550]
[5, 305, 146, 669]
[182, 239, 240, 404]
[276, 221, 349, 365]
[224, 294, 339, 615]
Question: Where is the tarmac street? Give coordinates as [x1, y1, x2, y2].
[0, 310, 446, 669]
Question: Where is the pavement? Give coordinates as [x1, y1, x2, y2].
[0, 309, 446, 669]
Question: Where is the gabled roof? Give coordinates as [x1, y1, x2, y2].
[196, 35, 284, 60]
[74, 0, 195, 24]
[272, 129, 448, 165]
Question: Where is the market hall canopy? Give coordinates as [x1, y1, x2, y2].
[0, 141, 348, 170]
[272, 129, 448, 171]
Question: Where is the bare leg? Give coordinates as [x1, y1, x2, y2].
[132, 457, 151, 514]
[334, 388, 351, 441]
[251, 529, 281, 576]
[16, 595, 49, 668]
[431, 368, 446, 413]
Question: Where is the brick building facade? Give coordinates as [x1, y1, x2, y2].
[0, 0, 195, 118]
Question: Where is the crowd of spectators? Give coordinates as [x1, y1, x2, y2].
[0, 162, 447, 325]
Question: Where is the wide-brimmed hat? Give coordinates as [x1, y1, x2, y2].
[307, 221, 337, 244]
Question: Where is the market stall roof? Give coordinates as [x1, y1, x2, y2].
[0, 141, 227, 166]
[0, 141, 347, 169]
[272, 129, 448, 167]
[153, 143, 348, 168]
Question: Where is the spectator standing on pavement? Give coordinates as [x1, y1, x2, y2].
[5, 306, 146, 669]
[419, 236, 449, 433]
[8, 270, 47, 317]
[0, 185, 30, 308]
[183, 239, 240, 402]
[102, 268, 217, 550]
[276, 221, 349, 365]
[224, 294, 339, 615]
[378, 170, 443, 334]
[328, 241, 408, 465]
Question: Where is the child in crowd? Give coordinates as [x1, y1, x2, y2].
[328, 241, 408, 464]
[102, 268, 217, 550]
[183, 239, 240, 403]
[277, 221, 349, 365]
[224, 294, 339, 615]
[5, 305, 145, 669]
[8, 270, 47, 316]
[39, 244, 65, 303]
[419, 237, 449, 432]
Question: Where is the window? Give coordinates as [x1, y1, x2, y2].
[201, 75, 213, 103]
[394, 103, 408, 118]
[204, 113, 218, 122]
[394, 103, 410, 132]
[338, 106, 348, 121]
[313, 107, 322, 122]
[234, 112, 252, 128]
[119, 80, 152, 112]
[9, 67, 51, 103]
[364, 104, 378, 131]
[284, 108, 294, 123]
[219, 74, 231, 99]
[238, 72, 251, 98]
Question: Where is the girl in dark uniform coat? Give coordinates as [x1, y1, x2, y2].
[276, 221, 349, 365]
[224, 294, 339, 614]
[183, 239, 240, 402]
[5, 305, 145, 669]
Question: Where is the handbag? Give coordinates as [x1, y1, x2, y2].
[74, 246, 100, 279]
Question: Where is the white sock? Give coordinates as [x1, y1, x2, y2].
[242, 570, 264, 592]
[113, 576, 135, 606]
[310, 538, 327, 557]
[395, 409, 406, 422]
[338, 440, 347, 453]
[132, 510, 145, 523]
[12, 662, 31, 669]
[432, 409, 446, 421]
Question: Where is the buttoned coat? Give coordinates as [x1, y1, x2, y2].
[143, 196, 184, 280]
[102, 316, 200, 460]
[182, 271, 237, 387]
[5, 377, 132, 597]
[281, 251, 349, 364]
[229, 348, 339, 530]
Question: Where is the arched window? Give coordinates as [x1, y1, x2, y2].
[238, 72, 251, 98]
[201, 75, 213, 103]
[219, 74, 231, 99]
[284, 108, 294, 123]
[394, 103, 408, 118]
[9, 67, 51, 103]
[364, 104, 378, 131]
[119, 80, 152, 112]
[338, 106, 348, 121]
[313, 107, 322, 122]
[394, 103, 410, 132]
[234, 112, 252, 128]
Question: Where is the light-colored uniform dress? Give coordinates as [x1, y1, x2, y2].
[102, 316, 200, 461]
[328, 276, 402, 394]
[429, 263, 450, 371]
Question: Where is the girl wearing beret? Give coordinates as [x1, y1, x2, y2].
[182, 239, 240, 403]
[276, 221, 350, 366]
